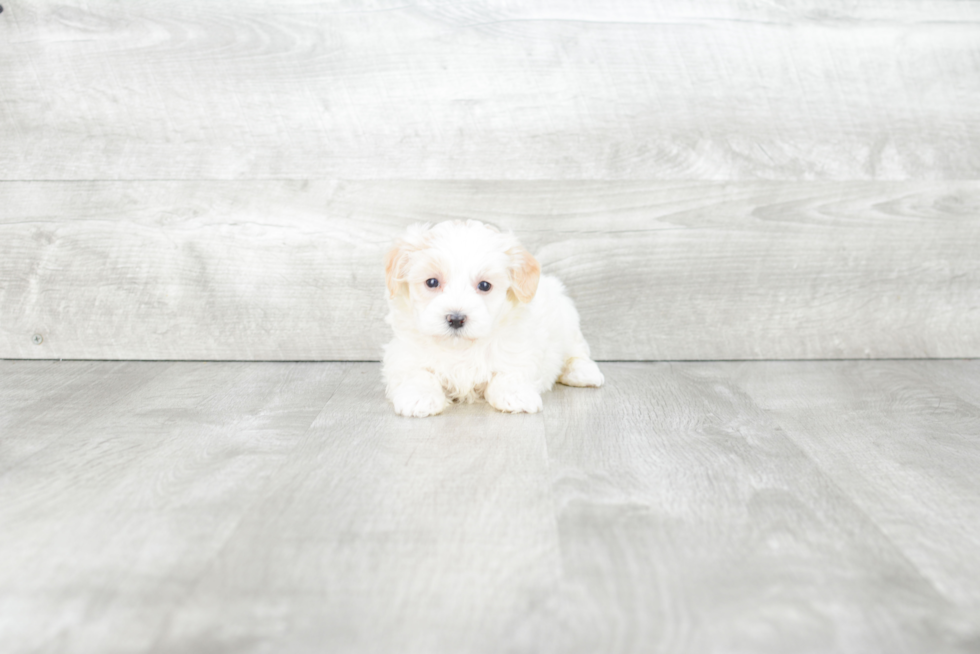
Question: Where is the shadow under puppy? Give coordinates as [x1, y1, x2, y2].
[383, 220, 603, 417]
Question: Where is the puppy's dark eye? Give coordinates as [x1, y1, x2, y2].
[426, 278, 439, 288]
[478, 281, 492, 292]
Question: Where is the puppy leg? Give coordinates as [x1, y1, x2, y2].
[388, 371, 448, 418]
[548, 291, 604, 388]
[557, 328, 604, 388]
[485, 373, 543, 414]
[558, 356, 605, 387]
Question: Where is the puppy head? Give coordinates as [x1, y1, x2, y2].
[385, 220, 540, 340]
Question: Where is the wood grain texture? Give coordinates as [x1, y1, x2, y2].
[0, 360, 176, 473]
[736, 360, 980, 624]
[530, 362, 977, 653]
[0, 361, 351, 654]
[1, 1, 979, 180]
[2, 360, 979, 653]
[154, 365, 559, 654]
[2, 180, 978, 360]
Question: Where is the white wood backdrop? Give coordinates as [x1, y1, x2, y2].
[1, 1, 978, 360]
[2, 181, 978, 360]
[2, 1, 979, 180]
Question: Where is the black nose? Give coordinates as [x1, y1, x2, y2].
[447, 313, 466, 330]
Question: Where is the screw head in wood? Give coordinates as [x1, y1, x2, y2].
[32, 333, 43, 345]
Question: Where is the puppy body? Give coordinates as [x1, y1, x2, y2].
[383, 220, 603, 417]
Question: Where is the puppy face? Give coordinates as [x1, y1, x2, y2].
[385, 221, 540, 340]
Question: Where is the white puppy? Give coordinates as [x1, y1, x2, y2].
[382, 220, 603, 417]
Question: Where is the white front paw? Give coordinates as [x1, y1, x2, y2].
[488, 389, 543, 414]
[485, 376, 543, 414]
[391, 388, 447, 418]
[559, 357, 605, 388]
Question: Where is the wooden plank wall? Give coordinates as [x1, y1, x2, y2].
[1, 1, 978, 360]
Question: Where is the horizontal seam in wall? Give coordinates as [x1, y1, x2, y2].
[2, 358, 978, 364]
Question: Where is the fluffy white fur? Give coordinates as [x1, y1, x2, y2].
[382, 220, 603, 417]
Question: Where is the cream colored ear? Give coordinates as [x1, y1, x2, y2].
[508, 246, 541, 303]
[384, 240, 414, 298]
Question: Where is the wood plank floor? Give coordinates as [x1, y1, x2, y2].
[1, 360, 978, 653]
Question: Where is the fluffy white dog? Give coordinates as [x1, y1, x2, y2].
[382, 220, 603, 417]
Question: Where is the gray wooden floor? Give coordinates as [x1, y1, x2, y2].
[2, 360, 979, 653]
